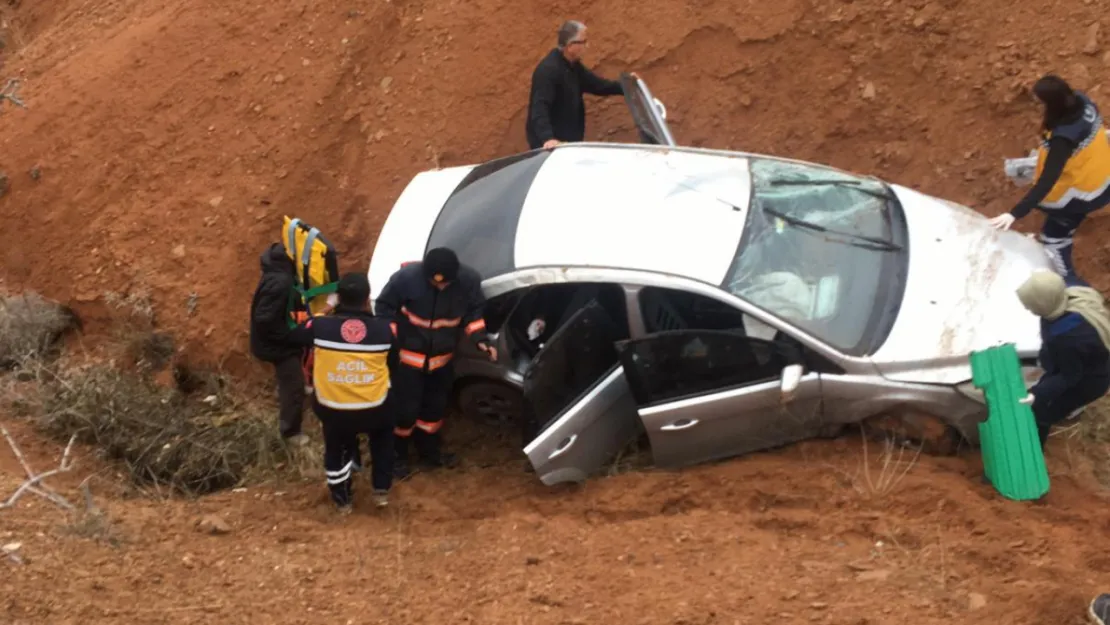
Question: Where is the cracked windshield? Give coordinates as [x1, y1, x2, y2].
[725, 158, 904, 355]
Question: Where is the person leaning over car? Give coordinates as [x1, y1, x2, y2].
[525, 20, 636, 150]
[988, 74, 1110, 278]
[1014, 269, 1110, 446]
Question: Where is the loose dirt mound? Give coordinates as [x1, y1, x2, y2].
[0, 0, 1108, 374]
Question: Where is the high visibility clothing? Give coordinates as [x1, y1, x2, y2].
[305, 311, 393, 411]
[281, 216, 341, 321]
[1034, 92, 1110, 212]
[374, 261, 491, 372]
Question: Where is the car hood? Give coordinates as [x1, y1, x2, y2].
[367, 165, 475, 304]
[867, 185, 1053, 385]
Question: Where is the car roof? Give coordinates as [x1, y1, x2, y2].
[512, 145, 753, 287]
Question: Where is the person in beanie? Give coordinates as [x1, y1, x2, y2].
[248, 242, 309, 445]
[374, 247, 496, 477]
[1015, 269, 1110, 446]
[290, 272, 396, 513]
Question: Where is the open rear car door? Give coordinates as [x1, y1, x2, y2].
[620, 73, 677, 147]
[521, 299, 640, 485]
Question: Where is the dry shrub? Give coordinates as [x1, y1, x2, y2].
[0, 291, 76, 368]
[103, 290, 173, 371]
[1074, 397, 1110, 486]
[36, 364, 293, 496]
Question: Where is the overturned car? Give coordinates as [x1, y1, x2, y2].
[367, 74, 1053, 485]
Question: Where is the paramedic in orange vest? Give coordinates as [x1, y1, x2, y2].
[374, 247, 496, 478]
[290, 272, 396, 513]
[989, 74, 1110, 277]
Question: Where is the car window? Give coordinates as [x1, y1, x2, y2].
[482, 290, 526, 335]
[507, 283, 629, 360]
[425, 150, 552, 280]
[523, 299, 625, 434]
[617, 330, 798, 407]
[722, 157, 909, 355]
[638, 287, 749, 333]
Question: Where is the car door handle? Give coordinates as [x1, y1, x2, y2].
[548, 434, 577, 460]
[661, 419, 699, 431]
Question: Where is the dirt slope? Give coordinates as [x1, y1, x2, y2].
[3, 418, 1110, 625]
[0, 0, 1109, 374]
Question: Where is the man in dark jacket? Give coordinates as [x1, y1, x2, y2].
[288, 272, 396, 513]
[375, 247, 496, 477]
[525, 20, 629, 150]
[249, 243, 309, 444]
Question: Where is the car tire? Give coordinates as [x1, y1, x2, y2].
[862, 411, 962, 457]
[456, 381, 524, 427]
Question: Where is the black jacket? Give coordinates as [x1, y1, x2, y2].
[374, 262, 490, 371]
[1031, 311, 1110, 405]
[249, 243, 304, 363]
[525, 48, 624, 149]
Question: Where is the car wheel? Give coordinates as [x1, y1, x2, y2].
[861, 410, 962, 456]
[457, 381, 524, 426]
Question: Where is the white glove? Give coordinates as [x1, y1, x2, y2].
[527, 318, 546, 341]
[1018, 393, 1034, 405]
[988, 213, 1016, 230]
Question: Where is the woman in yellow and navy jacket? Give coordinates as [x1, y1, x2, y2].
[990, 74, 1110, 277]
[289, 272, 396, 513]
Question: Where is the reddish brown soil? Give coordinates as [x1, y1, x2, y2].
[3, 417, 1110, 625]
[3, 1, 1110, 623]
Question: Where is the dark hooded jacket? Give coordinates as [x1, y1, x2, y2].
[249, 243, 305, 362]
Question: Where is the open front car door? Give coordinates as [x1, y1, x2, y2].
[620, 73, 677, 147]
[521, 300, 640, 485]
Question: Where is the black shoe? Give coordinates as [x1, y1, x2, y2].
[393, 462, 412, 479]
[420, 452, 459, 470]
[1091, 594, 1110, 625]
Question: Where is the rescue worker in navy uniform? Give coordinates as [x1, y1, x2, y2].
[375, 247, 497, 477]
[248, 243, 309, 446]
[1015, 269, 1110, 447]
[290, 272, 395, 513]
[989, 74, 1110, 277]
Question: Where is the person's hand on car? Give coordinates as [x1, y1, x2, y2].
[543, 139, 562, 150]
[478, 342, 498, 362]
[988, 213, 1016, 230]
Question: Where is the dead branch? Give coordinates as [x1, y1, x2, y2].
[0, 425, 77, 510]
[0, 79, 26, 110]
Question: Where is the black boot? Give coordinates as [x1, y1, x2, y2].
[393, 435, 412, 479]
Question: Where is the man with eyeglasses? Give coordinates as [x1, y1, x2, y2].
[525, 20, 635, 150]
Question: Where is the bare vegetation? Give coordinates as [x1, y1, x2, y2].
[0, 290, 76, 368]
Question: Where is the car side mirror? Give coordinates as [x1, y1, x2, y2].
[780, 364, 804, 402]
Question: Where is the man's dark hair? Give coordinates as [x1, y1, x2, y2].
[557, 20, 585, 48]
[336, 272, 371, 308]
[423, 247, 460, 283]
[1034, 74, 1082, 131]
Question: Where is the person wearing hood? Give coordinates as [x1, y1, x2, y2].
[288, 272, 396, 513]
[989, 74, 1110, 277]
[1015, 269, 1110, 445]
[249, 243, 310, 445]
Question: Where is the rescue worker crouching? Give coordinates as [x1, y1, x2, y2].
[290, 272, 396, 513]
[1015, 269, 1110, 446]
[375, 247, 497, 478]
[990, 74, 1110, 278]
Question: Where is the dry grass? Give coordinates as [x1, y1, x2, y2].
[0, 291, 76, 368]
[1071, 396, 1110, 487]
[34, 363, 297, 496]
[841, 429, 923, 499]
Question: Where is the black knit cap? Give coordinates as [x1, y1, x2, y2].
[336, 272, 371, 307]
[423, 247, 459, 284]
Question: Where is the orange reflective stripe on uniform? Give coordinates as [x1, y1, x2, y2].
[394, 426, 414, 437]
[389, 322, 397, 336]
[398, 349, 453, 370]
[465, 318, 486, 335]
[415, 420, 443, 434]
[399, 306, 460, 329]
